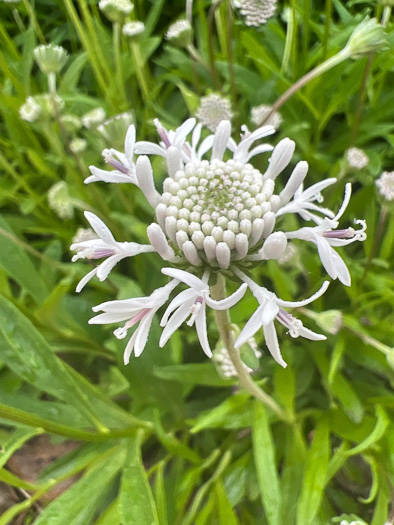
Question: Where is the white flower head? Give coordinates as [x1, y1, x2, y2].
[346, 147, 369, 169]
[69, 138, 87, 154]
[82, 108, 106, 129]
[33, 44, 68, 75]
[166, 19, 192, 47]
[48, 181, 74, 220]
[251, 105, 282, 128]
[77, 118, 366, 365]
[236, 0, 277, 27]
[98, 0, 133, 23]
[196, 94, 233, 132]
[123, 21, 145, 38]
[376, 171, 394, 201]
[20, 97, 42, 122]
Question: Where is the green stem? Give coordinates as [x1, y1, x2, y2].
[22, 0, 45, 44]
[281, 7, 295, 75]
[12, 8, 26, 33]
[210, 274, 288, 421]
[186, 44, 212, 76]
[226, 1, 237, 121]
[207, 0, 223, 89]
[113, 22, 127, 108]
[130, 41, 151, 104]
[0, 402, 152, 442]
[260, 48, 350, 126]
[322, 0, 332, 60]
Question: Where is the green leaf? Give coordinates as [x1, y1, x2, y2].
[119, 433, 160, 525]
[0, 295, 137, 430]
[252, 401, 281, 525]
[0, 427, 43, 469]
[296, 417, 330, 525]
[214, 480, 240, 525]
[154, 363, 236, 387]
[191, 392, 252, 433]
[0, 215, 48, 302]
[33, 447, 126, 525]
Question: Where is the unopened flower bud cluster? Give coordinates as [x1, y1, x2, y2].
[157, 158, 279, 268]
[196, 94, 233, 132]
[236, 0, 277, 27]
[214, 340, 262, 378]
[346, 147, 369, 169]
[251, 105, 282, 129]
[166, 19, 192, 47]
[376, 171, 394, 201]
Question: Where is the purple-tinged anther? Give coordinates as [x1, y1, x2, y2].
[323, 227, 355, 239]
[103, 150, 129, 174]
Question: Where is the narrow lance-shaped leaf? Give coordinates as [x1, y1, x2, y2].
[252, 401, 281, 525]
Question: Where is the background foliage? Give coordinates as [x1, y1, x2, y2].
[0, 0, 393, 523]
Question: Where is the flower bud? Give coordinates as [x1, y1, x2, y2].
[345, 18, 387, 59]
[260, 232, 287, 260]
[19, 97, 41, 122]
[99, 0, 133, 23]
[122, 21, 145, 39]
[166, 19, 192, 47]
[48, 181, 74, 219]
[60, 114, 82, 132]
[33, 44, 68, 75]
[69, 138, 87, 154]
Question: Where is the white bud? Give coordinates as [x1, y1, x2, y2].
[177, 219, 189, 231]
[192, 230, 205, 249]
[147, 223, 176, 261]
[223, 230, 236, 249]
[260, 232, 287, 260]
[182, 241, 203, 266]
[211, 120, 231, 161]
[279, 161, 309, 206]
[202, 221, 214, 235]
[235, 233, 248, 258]
[264, 138, 295, 180]
[250, 205, 262, 219]
[167, 146, 182, 178]
[216, 242, 231, 269]
[227, 220, 239, 233]
[262, 211, 276, 237]
[217, 216, 228, 228]
[250, 218, 265, 246]
[176, 230, 189, 249]
[188, 222, 201, 235]
[260, 202, 271, 215]
[155, 203, 167, 230]
[167, 206, 179, 218]
[211, 226, 224, 242]
[136, 156, 161, 207]
[203, 236, 217, 263]
[240, 219, 252, 236]
[165, 216, 177, 244]
[269, 195, 281, 212]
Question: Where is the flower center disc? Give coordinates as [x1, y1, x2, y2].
[158, 159, 278, 265]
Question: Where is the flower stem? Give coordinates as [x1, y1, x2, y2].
[130, 41, 151, 105]
[260, 48, 350, 126]
[210, 274, 288, 421]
